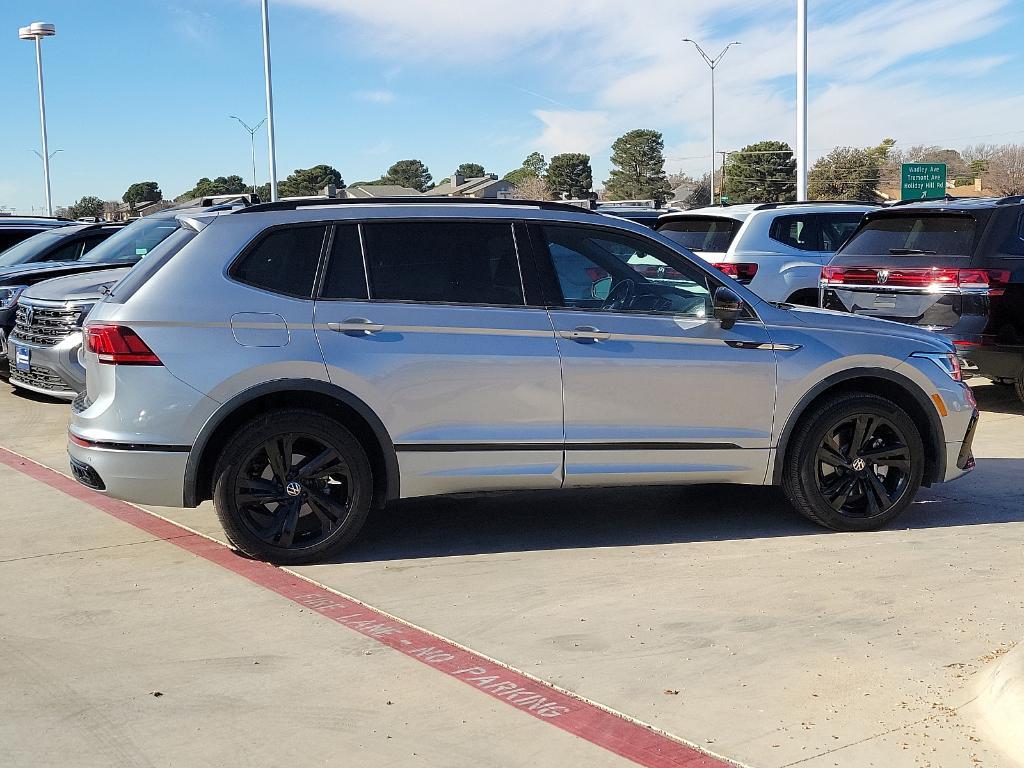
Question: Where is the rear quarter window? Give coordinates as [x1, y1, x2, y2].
[231, 225, 327, 298]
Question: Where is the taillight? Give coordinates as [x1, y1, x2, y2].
[821, 266, 1010, 293]
[713, 262, 758, 283]
[85, 324, 162, 366]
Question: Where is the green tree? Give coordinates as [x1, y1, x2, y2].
[504, 152, 548, 187]
[382, 159, 433, 192]
[122, 181, 162, 206]
[456, 163, 485, 178]
[278, 165, 345, 197]
[178, 175, 249, 201]
[721, 141, 796, 203]
[808, 146, 885, 202]
[545, 153, 594, 199]
[66, 195, 105, 219]
[603, 129, 672, 205]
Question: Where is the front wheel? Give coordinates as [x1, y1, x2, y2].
[213, 409, 373, 564]
[782, 393, 925, 531]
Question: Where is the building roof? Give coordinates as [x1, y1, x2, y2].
[423, 175, 510, 196]
[346, 184, 421, 198]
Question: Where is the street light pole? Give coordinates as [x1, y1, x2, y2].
[230, 116, 267, 195]
[796, 0, 808, 200]
[260, 0, 279, 202]
[19, 22, 57, 216]
[683, 38, 740, 206]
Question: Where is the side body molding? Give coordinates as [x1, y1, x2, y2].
[183, 378, 400, 507]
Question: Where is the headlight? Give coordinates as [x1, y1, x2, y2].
[0, 286, 27, 310]
[911, 351, 962, 382]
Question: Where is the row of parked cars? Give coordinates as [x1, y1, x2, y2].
[0, 193, 1010, 563]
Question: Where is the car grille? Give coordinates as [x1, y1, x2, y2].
[12, 302, 86, 347]
[9, 364, 74, 394]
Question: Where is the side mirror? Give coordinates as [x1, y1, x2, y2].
[591, 275, 613, 300]
[712, 286, 743, 330]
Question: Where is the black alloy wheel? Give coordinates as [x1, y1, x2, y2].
[814, 414, 912, 518]
[213, 410, 373, 563]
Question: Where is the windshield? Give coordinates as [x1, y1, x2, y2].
[79, 217, 181, 263]
[657, 217, 741, 252]
[0, 230, 68, 267]
[840, 214, 977, 257]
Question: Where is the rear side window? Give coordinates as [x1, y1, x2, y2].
[657, 217, 740, 252]
[232, 225, 326, 298]
[769, 215, 818, 251]
[841, 215, 977, 257]
[818, 213, 865, 251]
[361, 221, 524, 305]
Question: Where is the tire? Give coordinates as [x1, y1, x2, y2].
[213, 409, 373, 564]
[1015, 376, 1024, 404]
[782, 393, 925, 532]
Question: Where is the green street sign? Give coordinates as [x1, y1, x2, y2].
[719, 195, 730, 203]
[901, 163, 947, 200]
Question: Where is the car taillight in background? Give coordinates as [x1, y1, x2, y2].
[821, 266, 1010, 293]
[85, 324, 162, 365]
[712, 262, 758, 284]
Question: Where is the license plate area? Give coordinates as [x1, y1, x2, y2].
[15, 346, 30, 372]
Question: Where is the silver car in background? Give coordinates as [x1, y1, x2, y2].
[68, 198, 978, 563]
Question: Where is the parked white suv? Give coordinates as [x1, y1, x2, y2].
[656, 201, 878, 305]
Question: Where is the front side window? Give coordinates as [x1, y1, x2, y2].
[769, 215, 818, 251]
[841, 214, 977, 257]
[818, 213, 866, 251]
[656, 216, 741, 252]
[232, 225, 326, 298]
[41, 237, 87, 263]
[361, 221, 524, 305]
[542, 225, 712, 317]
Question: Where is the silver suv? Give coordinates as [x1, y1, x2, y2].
[68, 198, 978, 563]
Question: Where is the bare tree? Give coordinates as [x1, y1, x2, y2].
[986, 144, 1024, 195]
[508, 176, 552, 201]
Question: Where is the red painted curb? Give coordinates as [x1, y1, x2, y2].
[0, 446, 734, 768]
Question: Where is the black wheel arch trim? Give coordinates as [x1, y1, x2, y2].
[183, 378, 399, 508]
[771, 367, 946, 486]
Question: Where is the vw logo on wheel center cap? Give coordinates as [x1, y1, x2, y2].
[285, 481, 303, 497]
[852, 458, 867, 472]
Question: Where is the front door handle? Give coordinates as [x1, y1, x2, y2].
[559, 325, 611, 343]
[327, 318, 384, 335]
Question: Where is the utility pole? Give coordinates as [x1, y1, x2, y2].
[683, 38, 741, 206]
[260, 0, 279, 202]
[796, 0, 808, 199]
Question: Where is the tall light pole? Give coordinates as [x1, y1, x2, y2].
[19, 22, 57, 216]
[260, 0, 279, 202]
[683, 38, 740, 206]
[230, 116, 267, 195]
[796, 0, 808, 199]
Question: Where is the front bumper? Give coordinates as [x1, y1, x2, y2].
[6, 331, 85, 400]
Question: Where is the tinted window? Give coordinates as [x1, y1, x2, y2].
[841, 215, 977, 257]
[657, 217, 740, 252]
[819, 213, 866, 251]
[543, 225, 711, 317]
[42, 237, 86, 263]
[769, 215, 818, 251]
[0, 229, 43, 254]
[0, 229, 68, 266]
[319, 225, 368, 300]
[80, 217, 181, 263]
[362, 222, 524, 305]
[233, 225, 326, 298]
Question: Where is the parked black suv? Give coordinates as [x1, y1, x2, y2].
[0, 216, 73, 252]
[822, 196, 1024, 399]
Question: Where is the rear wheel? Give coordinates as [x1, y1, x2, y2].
[213, 409, 372, 564]
[782, 393, 924, 531]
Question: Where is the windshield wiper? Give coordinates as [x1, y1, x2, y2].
[888, 248, 937, 255]
[686, 245, 704, 252]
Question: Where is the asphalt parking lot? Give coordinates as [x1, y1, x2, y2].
[1, 381, 1022, 768]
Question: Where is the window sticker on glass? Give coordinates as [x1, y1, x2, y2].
[136, 248, 148, 255]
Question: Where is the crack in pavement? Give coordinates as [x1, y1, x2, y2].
[0, 534, 196, 565]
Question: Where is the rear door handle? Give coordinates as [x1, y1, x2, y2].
[327, 318, 384, 335]
[559, 326, 611, 343]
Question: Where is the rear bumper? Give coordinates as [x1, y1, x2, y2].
[959, 345, 1024, 381]
[67, 436, 189, 507]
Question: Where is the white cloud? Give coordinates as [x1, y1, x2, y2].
[353, 89, 396, 104]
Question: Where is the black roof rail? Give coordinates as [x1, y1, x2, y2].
[887, 194, 965, 207]
[232, 196, 600, 216]
[996, 194, 1024, 205]
[753, 200, 881, 211]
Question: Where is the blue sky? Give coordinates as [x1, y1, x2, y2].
[3, 0, 1023, 213]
